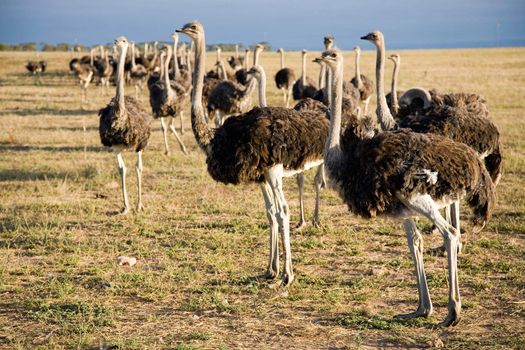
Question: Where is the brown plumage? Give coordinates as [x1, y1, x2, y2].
[350, 47, 374, 112]
[319, 48, 495, 327]
[275, 48, 296, 107]
[178, 21, 332, 286]
[26, 60, 46, 74]
[99, 36, 152, 215]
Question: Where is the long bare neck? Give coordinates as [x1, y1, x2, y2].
[218, 61, 227, 80]
[160, 53, 165, 80]
[301, 52, 306, 85]
[90, 49, 94, 65]
[375, 37, 396, 131]
[244, 51, 250, 69]
[116, 45, 127, 112]
[257, 71, 267, 108]
[191, 32, 214, 154]
[242, 77, 257, 99]
[280, 50, 284, 69]
[145, 43, 149, 56]
[164, 51, 173, 93]
[325, 61, 343, 166]
[131, 44, 137, 67]
[391, 58, 400, 114]
[235, 44, 239, 58]
[355, 50, 363, 88]
[173, 37, 180, 78]
[254, 48, 260, 66]
[318, 63, 326, 89]
[180, 44, 186, 65]
[325, 66, 332, 108]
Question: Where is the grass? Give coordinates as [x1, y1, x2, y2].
[0, 47, 524, 349]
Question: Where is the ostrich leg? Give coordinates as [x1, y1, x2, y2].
[136, 151, 144, 211]
[169, 116, 188, 154]
[295, 173, 307, 228]
[160, 117, 170, 155]
[116, 152, 130, 215]
[179, 111, 185, 135]
[261, 181, 279, 279]
[313, 165, 324, 227]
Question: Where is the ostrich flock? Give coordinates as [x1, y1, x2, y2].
[27, 21, 502, 328]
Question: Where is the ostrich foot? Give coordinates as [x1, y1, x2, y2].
[164, 150, 170, 156]
[394, 306, 432, 320]
[136, 202, 144, 212]
[295, 220, 307, 230]
[313, 218, 321, 228]
[181, 145, 188, 155]
[427, 245, 446, 257]
[438, 309, 460, 327]
[281, 272, 294, 287]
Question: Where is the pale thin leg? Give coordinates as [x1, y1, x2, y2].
[169, 116, 188, 154]
[260, 182, 279, 279]
[296, 173, 306, 229]
[395, 218, 433, 319]
[313, 165, 324, 227]
[160, 117, 170, 155]
[214, 110, 222, 127]
[429, 201, 462, 255]
[398, 193, 461, 326]
[134, 85, 139, 100]
[136, 151, 144, 211]
[179, 110, 185, 134]
[364, 96, 371, 114]
[266, 165, 294, 286]
[281, 87, 286, 106]
[286, 87, 293, 108]
[116, 152, 130, 215]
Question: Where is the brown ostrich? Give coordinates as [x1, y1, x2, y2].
[170, 32, 192, 134]
[350, 46, 374, 113]
[233, 48, 250, 85]
[178, 21, 332, 286]
[274, 48, 296, 107]
[385, 53, 403, 115]
[98, 36, 152, 215]
[26, 59, 46, 84]
[71, 59, 94, 104]
[293, 49, 317, 100]
[149, 45, 189, 156]
[129, 41, 148, 100]
[362, 30, 502, 252]
[318, 48, 495, 327]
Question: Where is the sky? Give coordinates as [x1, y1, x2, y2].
[1, 0, 524, 50]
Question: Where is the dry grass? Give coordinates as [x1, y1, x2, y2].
[0, 47, 524, 349]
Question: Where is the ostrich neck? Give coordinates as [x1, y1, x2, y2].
[242, 78, 257, 99]
[145, 43, 149, 56]
[318, 63, 326, 89]
[280, 50, 284, 70]
[164, 51, 173, 94]
[244, 52, 249, 69]
[375, 39, 396, 131]
[235, 45, 239, 58]
[254, 48, 260, 66]
[190, 32, 214, 155]
[301, 53, 306, 85]
[391, 58, 400, 113]
[116, 45, 127, 113]
[159, 53, 165, 80]
[131, 44, 137, 68]
[325, 62, 343, 168]
[173, 37, 180, 79]
[325, 67, 332, 108]
[256, 72, 267, 108]
[218, 61, 227, 80]
[90, 50, 94, 66]
[355, 50, 363, 88]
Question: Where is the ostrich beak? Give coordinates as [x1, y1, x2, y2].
[361, 33, 373, 40]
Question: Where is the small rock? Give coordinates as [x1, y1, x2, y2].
[117, 256, 137, 267]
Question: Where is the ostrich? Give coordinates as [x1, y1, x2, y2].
[248, 65, 325, 228]
[350, 46, 374, 113]
[206, 58, 258, 126]
[26, 59, 46, 84]
[129, 41, 148, 100]
[170, 32, 192, 134]
[99, 36, 152, 215]
[94, 47, 114, 88]
[318, 48, 495, 327]
[71, 60, 94, 105]
[293, 49, 317, 100]
[361, 30, 502, 252]
[178, 21, 332, 286]
[149, 45, 188, 156]
[234, 48, 251, 85]
[274, 48, 296, 107]
[385, 53, 403, 115]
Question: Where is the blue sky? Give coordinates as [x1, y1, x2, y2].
[1, 0, 524, 50]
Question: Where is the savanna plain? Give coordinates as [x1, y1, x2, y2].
[0, 47, 524, 349]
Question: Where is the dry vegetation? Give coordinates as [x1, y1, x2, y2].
[0, 47, 524, 349]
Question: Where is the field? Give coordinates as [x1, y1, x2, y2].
[0, 47, 524, 349]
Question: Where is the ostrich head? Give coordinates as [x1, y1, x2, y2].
[301, 49, 308, 57]
[171, 32, 178, 41]
[317, 49, 343, 73]
[399, 88, 432, 111]
[247, 65, 264, 80]
[176, 21, 204, 40]
[114, 36, 129, 49]
[276, 48, 284, 53]
[324, 36, 334, 49]
[388, 53, 399, 64]
[360, 31, 384, 48]
[353, 46, 361, 53]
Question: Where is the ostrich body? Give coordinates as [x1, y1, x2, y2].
[318, 48, 495, 327]
[94, 47, 114, 88]
[293, 49, 317, 100]
[98, 36, 152, 215]
[274, 48, 296, 107]
[129, 42, 148, 99]
[26, 60, 46, 74]
[233, 48, 250, 85]
[149, 45, 188, 155]
[350, 46, 374, 113]
[178, 21, 332, 286]
[385, 53, 403, 115]
[362, 30, 502, 251]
